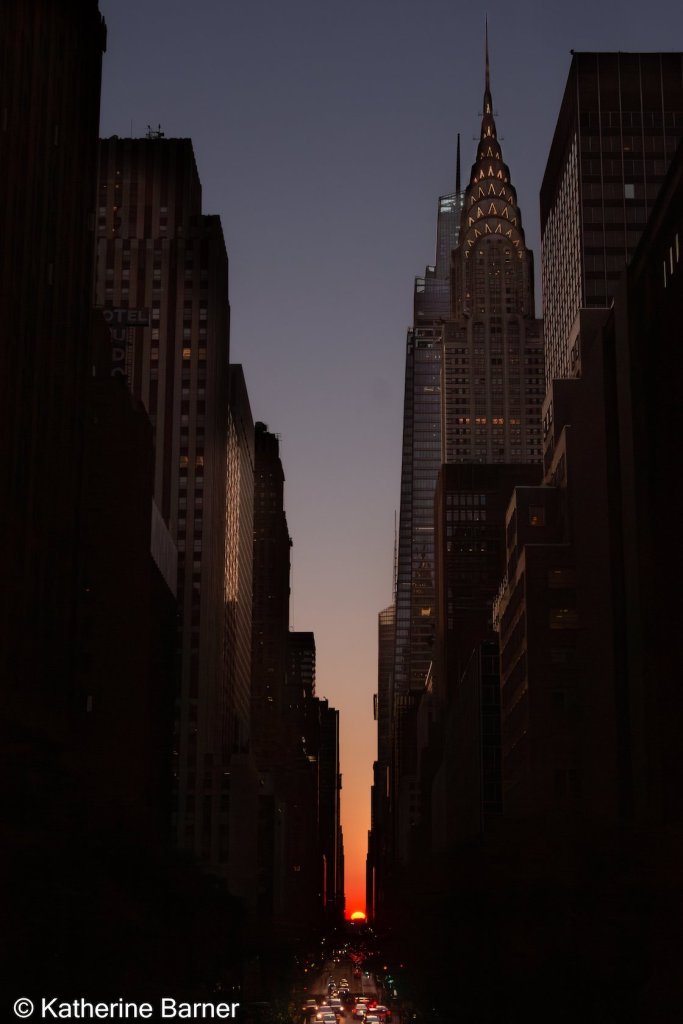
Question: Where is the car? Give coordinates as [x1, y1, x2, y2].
[365, 1016, 380, 1024]
[302, 1002, 318, 1016]
[351, 1009, 366, 1021]
[340, 980, 349, 988]
[374, 1008, 391, 1022]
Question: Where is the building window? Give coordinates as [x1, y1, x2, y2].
[548, 568, 576, 588]
[528, 505, 545, 527]
[549, 608, 578, 630]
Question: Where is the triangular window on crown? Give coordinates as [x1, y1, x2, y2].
[488, 184, 496, 195]
[495, 224, 503, 233]
[484, 223, 492, 234]
[476, 207, 484, 219]
[502, 206, 510, 219]
[488, 203, 497, 215]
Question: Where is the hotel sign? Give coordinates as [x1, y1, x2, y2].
[101, 307, 149, 378]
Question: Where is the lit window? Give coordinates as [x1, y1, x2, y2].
[529, 505, 545, 527]
[549, 608, 578, 630]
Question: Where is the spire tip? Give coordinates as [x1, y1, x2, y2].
[456, 132, 461, 192]
[485, 17, 490, 93]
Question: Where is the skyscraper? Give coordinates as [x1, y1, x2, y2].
[95, 136, 235, 873]
[251, 422, 292, 767]
[1, 0, 106, 768]
[389, 30, 545, 872]
[540, 52, 683, 385]
[394, 159, 465, 705]
[389, 145, 465, 874]
[442, 33, 545, 464]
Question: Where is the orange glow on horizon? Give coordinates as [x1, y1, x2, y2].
[349, 910, 367, 921]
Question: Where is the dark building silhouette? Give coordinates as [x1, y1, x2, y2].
[250, 426, 344, 927]
[251, 422, 292, 765]
[372, 48, 683, 1022]
[541, 51, 683, 384]
[434, 464, 539, 705]
[616, 140, 683, 826]
[76, 363, 178, 842]
[286, 630, 316, 721]
[493, 478, 591, 818]
[367, 602, 395, 920]
[495, 140, 683, 830]
[1, 0, 106, 810]
[94, 136, 241, 879]
[318, 700, 344, 919]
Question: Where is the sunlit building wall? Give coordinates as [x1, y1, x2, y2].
[540, 51, 683, 385]
[224, 365, 255, 756]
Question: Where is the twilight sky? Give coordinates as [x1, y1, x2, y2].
[98, 0, 683, 913]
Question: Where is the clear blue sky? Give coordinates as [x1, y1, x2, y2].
[98, 0, 683, 910]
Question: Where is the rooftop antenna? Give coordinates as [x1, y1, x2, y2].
[392, 510, 398, 602]
[456, 132, 461, 193]
[485, 15, 491, 93]
[145, 123, 165, 139]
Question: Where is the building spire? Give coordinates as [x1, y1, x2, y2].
[456, 132, 461, 192]
[485, 16, 490, 93]
[480, 18, 496, 139]
[456, 22, 529, 266]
